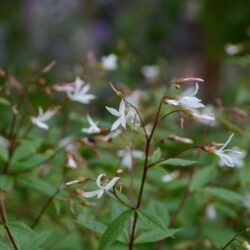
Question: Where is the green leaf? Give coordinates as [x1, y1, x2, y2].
[190, 166, 218, 192]
[150, 148, 162, 163]
[77, 216, 107, 234]
[17, 176, 56, 196]
[0, 97, 10, 106]
[0, 242, 12, 250]
[0, 145, 8, 162]
[99, 210, 133, 250]
[202, 187, 244, 205]
[11, 154, 48, 172]
[160, 158, 196, 167]
[0, 175, 13, 191]
[137, 209, 166, 232]
[22, 230, 52, 250]
[6, 222, 33, 249]
[135, 228, 181, 244]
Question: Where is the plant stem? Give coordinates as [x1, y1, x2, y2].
[128, 94, 166, 249]
[0, 198, 18, 250]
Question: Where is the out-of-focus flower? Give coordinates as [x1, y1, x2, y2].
[82, 115, 101, 134]
[214, 134, 245, 167]
[206, 204, 217, 220]
[66, 152, 78, 169]
[241, 241, 250, 250]
[118, 148, 144, 169]
[79, 174, 119, 199]
[218, 146, 246, 168]
[106, 99, 127, 131]
[67, 77, 96, 104]
[31, 107, 58, 130]
[166, 83, 205, 109]
[126, 90, 142, 123]
[161, 174, 174, 183]
[141, 65, 159, 81]
[191, 106, 216, 126]
[101, 129, 122, 142]
[0, 136, 9, 148]
[225, 43, 243, 55]
[53, 82, 75, 92]
[101, 54, 118, 70]
[167, 134, 193, 144]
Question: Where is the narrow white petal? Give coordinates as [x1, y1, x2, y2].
[34, 120, 49, 130]
[120, 116, 127, 129]
[96, 174, 106, 188]
[119, 99, 126, 113]
[111, 118, 122, 131]
[166, 99, 179, 106]
[97, 189, 105, 199]
[82, 189, 102, 198]
[105, 177, 120, 191]
[220, 133, 234, 151]
[106, 106, 120, 116]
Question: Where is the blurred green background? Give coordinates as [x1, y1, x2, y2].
[0, 0, 250, 101]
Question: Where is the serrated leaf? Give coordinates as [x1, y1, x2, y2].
[137, 209, 166, 232]
[0, 175, 13, 191]
[99, 210, 133, 250]
[202, 187, 244, 205]
[135, 228, 181, 244]
[160, 158, 196, 167]
[190, 166, 218, 192]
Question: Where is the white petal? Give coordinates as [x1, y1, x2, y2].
[82, 189, 102, 198]
[105, 177, 120, 191]
[166, 99, 179, 106]
[119, 99, 126, 113]
[106, 106, 120, 116]
[111, 118, 122, 131]
[97, 189, 105, 199]
[180, 96, 205, 108]
[120, 116, 127, 129]
[220, 133, 234, 151]
[96, 174, 107, 188]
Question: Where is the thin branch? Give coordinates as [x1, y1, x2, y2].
[0, 198, 18, 250]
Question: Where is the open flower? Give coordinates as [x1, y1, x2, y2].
[101, 54, 118, 71]
[190, 107, 216, 125]
[80, 174, 119, 199]
[166, 83, 205, 109]
[118, 148, 144, 169]
[81, 115, 101, 134]
[141, 65, 159, 82]
[31, 107, 58, 130]
[67, 77, 96, 104]
[106, 99, 127, 131]
[214, 134, 246, 167]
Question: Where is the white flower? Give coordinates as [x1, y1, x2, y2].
[206, 204, 217, 220]
[106, 99, 127, 131]
[161, 174, 174, 183]
[0, 136, 9, 148]
[191, 107, 216, 126]
[118, 148, 144, 169]
[218, 146, 246, 168]
[166, 83, 205, 109]
[126, 90, 142, 123]
[101, 54, 118, 71]
[215, 134, 246, 167]
[66, 152, 78, 169]
[67, 77, 96, 104]
[141, 65, 159, 81]
[81, 115, 101, 134]
[224, 43, 243, 55]
[101, 129, 122, 142]
[80, 174, 119, 199]
[31, 107, 58, 130]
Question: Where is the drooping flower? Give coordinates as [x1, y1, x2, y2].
[166, 83, 205, 109]
[67, 77, 96, 104]
[118, 148, 144, 169]
[81, 115, 101, 134]
[101, 54, 118, 71]
[141, 65, 159, 82]
[31, 107, 58, 130]
[214, 134, 246, 167]
[80, 174, 119, 199]
[106, 99, 127, 131]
